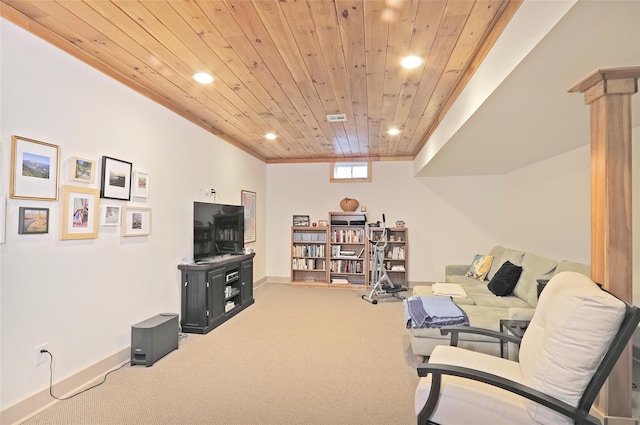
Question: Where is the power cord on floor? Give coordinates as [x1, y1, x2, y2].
[41, 349, 127, 401]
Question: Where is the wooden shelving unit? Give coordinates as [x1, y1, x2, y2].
[290, 226, 329, 285]
[369, 227, 408, 287]
[289, 212, 408, 289]
[328, 212, 368, 287]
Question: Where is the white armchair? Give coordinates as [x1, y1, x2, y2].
[415, 271, 640, 425]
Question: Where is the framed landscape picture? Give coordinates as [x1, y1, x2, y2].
[70, 156, 96, 184]
[60, 185, 100, 240]
[131, 170, 150, 198]
[18, 207, 49, 234]
[100, 156, 132, 200]
[10, 135, 59, 201]
[122, 206, 151, 236]
[241, 190, 256, 243]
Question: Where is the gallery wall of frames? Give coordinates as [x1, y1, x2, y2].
[2, 134, 152, 243]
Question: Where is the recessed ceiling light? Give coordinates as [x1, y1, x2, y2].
[388, 128, 400, 136]
[400, 55, 423, 70]
[265, 133, 277, 140]
[193, 72, 214, 84]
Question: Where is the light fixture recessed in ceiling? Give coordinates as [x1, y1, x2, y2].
[265, 133, 277, 140]
[388, 128, 400, 136]
[400, 55, 423, 70]
[193, 72, 214, 84]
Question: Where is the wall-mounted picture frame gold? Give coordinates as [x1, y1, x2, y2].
[10, 135, 60, 201]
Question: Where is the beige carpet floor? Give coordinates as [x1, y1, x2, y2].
[21, 283, 420, 425]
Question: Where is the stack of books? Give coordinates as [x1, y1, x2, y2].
[331, 275, 349, 284]
[338, 250, 357, 258]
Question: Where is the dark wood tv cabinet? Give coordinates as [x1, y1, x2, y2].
[178, 253, 254, 334]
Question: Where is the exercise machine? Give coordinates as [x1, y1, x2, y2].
[362, 214, 408, 304]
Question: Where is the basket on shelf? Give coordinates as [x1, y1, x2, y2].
[340, 197, 359, 212]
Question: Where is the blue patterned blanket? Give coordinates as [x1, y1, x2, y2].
[404, 296, 469, 329]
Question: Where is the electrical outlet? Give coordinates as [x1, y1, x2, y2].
[35, 343, 48, 365]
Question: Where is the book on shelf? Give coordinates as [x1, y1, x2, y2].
[292, 258, 327, 270]
[296, 244, 324, 258]
[330, 259, 363, 273]
[293, 231, 327, 243]
[331, 275, 349, 284]
[331, 228, 365, 243]
[388, 246, 405, 260]
[337, 249, 359, 259]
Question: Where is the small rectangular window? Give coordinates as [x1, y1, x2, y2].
[330, 162, 372, 183]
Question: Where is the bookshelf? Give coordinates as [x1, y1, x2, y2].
[329, 212, 368, 287]
[289, 213, 407, 289]
[291, 226, 329, 285]
[369, 227, 408, 287]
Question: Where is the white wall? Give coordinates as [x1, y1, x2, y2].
[0, 19, 266, 411]
[266, 152, 595, 285]
[503, 145, 591, 263]
[267, 161, 505, 283]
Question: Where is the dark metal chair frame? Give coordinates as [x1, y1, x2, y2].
[417, 294, 640, 425]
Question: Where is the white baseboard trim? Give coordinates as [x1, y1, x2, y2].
[266, 276, 291, 284]
[0, 348, 130, 425]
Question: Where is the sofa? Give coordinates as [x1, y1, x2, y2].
[408, 245, 590, 361]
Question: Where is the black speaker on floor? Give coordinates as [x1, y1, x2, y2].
[131, 313, 179, 367]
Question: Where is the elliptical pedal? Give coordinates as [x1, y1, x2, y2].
[386, 286, 407, 294]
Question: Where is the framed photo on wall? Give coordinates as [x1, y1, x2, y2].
[60, 185, 100, 240]
[10, 135, 60, 201]
[100, 156, 132, 200]
[241, 190, 256, 243]
[293, 215, 310, 227]
[100, 205, 121, 226]
[131, 170, 150, 198]
[18, 207, 49, 234]
[122, 206, 151, 236]
[69, 156, 96, 184]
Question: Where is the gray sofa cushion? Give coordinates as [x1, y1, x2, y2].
[513, 253, 558, 307]
[444, 277, 532, 309]
[487, 246, 525, 280]
[554, 261, 590, 277]
[464, 291, 531, 309]
[486, 246, 506, 280]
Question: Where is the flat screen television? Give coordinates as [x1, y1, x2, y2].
[193, 202, 244, 261]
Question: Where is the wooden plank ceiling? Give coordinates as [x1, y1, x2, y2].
[1, 0, 520, 163]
